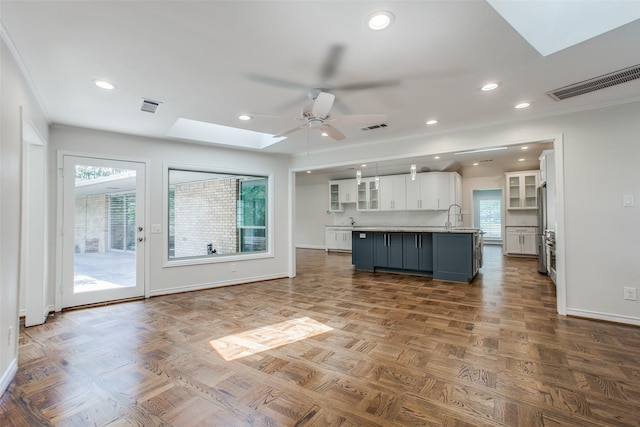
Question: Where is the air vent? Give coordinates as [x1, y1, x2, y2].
[546, 64, 640, 101]
[140, 98, 161, 113]
[361, 122, 389, 131]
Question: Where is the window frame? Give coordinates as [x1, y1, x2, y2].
[163, 163, 274, 267]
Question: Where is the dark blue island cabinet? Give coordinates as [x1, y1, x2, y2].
[402, 232, 433, 272]
[352, 229, 480, 282]
[352, 231, 374, 270]
[433, 232, 474, 282]
[373, 232, 403, 269]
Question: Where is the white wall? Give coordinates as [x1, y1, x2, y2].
[48, 125, 291, 302]
[0, 36, 49, 394]
[291, 100, 640, 326]
[295, 181, 329, 249]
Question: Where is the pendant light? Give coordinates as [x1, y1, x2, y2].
[410, 164, 417, 180]
[356, 168, 362, 185]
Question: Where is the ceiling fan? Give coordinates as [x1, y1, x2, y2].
[249, 44, 398, 113]
[274, 90, 386, 141]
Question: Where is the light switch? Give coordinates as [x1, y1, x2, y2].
[151, 224, 162, 233]
[623, 195, 635, 207]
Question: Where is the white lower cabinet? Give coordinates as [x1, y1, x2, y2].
[326, 228, 352, 252]
[505, 227, 537, 255]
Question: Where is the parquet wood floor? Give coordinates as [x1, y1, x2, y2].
[2, 246, 640, 426]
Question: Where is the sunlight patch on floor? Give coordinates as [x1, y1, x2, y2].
[209, 317, 333, 361]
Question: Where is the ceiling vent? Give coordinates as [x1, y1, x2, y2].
[546, 64, 640, 101]
[140, 98, 161, 113]
[361, 122, 389, 131]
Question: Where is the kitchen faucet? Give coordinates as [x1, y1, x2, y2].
[445, 204, 462, 230]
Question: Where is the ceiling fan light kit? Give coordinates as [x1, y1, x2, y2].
[273, 91, 385, 142]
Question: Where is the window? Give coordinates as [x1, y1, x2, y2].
[473, 189, 502, 242]
[168, 168, 268, 261]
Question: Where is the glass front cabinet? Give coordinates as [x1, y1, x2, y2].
[505, 171, 539, 209]
[357, 178, 380, 211]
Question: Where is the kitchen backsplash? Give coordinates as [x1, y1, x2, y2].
[330, 204, 461, 227]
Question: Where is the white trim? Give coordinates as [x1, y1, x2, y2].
[289, 170, 296, 278]
[161, 162, 275, 268]
[147, 273, 287, 297]
[566, 308, 640, 327]
[553, 133, 567, 315]
[296, 244, 326, 250]
[0, 22, 51, 121]
[0, 358, 18, 396]
[55, 150, 150, 310]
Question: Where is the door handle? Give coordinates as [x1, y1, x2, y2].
[138, 226, 143, 232]
[138, 237, 144, 242]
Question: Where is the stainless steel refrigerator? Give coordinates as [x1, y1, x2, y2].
[537, 184, 547, 274]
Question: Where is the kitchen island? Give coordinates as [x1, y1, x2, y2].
[351, 227, 482, 283]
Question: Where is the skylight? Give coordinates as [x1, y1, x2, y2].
[488, 1, 640, 56]
[166, 118, 285, 150]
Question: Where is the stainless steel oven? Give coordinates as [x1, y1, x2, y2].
[545, 230, 556, 284]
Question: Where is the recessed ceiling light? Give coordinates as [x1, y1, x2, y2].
[306, 170, 311, 174]
[515, 102, 531, 109]
[473, 162, 479, 166]
[521, 146, 529, 150]
[481, 82, 500, 91]
[518, 158, 526, 162]
[361, 164, 367, 167]
[321, 132, 329, 137]
[368, 11, 394, 30]
[426, 119, 438, 125]
[94, 79, 115, 90]
[434, 156, 440, 160]
[238, 114, 252, 121]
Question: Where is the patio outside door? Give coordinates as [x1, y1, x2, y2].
[61, 155, 145, 308]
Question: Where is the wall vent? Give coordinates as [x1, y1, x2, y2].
[546, 64, 640, 101]
[140, 98, 161, 113]
[361, 122, 389, 131]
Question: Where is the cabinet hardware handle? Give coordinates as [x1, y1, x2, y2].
[415, 235, 418, 248]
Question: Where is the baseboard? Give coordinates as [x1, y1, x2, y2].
[295, 244, 326, 250]
[148, 273, 288, 297]
[566, 308, 640, 326]
[0, 357, 18, 396]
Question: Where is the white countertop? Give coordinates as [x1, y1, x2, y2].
[352, 226, 480, 233]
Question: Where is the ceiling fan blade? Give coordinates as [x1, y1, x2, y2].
[247, 74, 309, 90]
[320, 124, 345, 141]
[274, 124, 307, 138]
[312, 92, 335, 118]
[329, 114, 387, 125]
[333, 80, 399, 91]
[319, 44, 345, 82]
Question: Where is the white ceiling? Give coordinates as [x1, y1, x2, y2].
[2, 1, 640, 178]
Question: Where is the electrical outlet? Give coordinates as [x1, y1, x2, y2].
[624, 287, 637, 301]
[231, 263, 237, 272]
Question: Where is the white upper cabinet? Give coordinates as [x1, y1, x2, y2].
[505, 171, 539, 209]
[339, 179, 356, 204]
[328, 179, 357, 212]
[356, 178, 380, 211]
[406, 172, 461, 210]
[379, 175, 406, 211]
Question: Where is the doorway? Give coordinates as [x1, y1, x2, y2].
[473, 189, 503, 244]
[61, 155, 146, 308]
